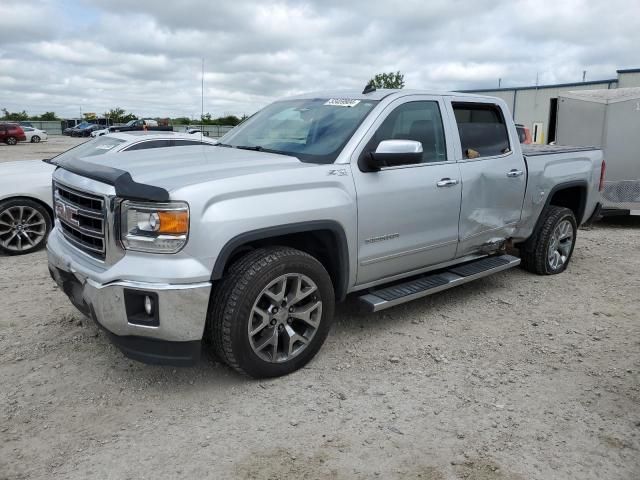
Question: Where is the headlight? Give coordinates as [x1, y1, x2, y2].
[120, 200, 189, 253]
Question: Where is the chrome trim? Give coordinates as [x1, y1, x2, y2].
[57, 216, 103, 238]
[52, 170, 126, 266]
[54, 181, 106, 258]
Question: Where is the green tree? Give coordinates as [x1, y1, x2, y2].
[368, 71, 405, 89]
[37, 112, 58, 121]
[1, 108, 29, 121]
[104, 107, 137, 124]
[172, 116, 191, 125]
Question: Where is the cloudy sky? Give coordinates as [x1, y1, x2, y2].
[1, 0, 638, 119]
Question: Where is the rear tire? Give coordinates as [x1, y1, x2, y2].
[31, 135, 40, 143]
[208, 246, 335, 378]
[520, 206, 577, 275]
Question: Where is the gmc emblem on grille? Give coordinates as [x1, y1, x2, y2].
[55, 200, 79, 227]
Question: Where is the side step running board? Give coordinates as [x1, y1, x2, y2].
[358, 254, 521, 312]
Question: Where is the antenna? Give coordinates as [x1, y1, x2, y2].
[201, 58, 204, 141]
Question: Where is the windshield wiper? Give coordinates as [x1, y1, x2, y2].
[215, 142, 234, 148]
[234, 145, 263, 151]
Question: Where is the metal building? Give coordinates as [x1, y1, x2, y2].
[461, 68, 640, 145]
[556, 87, 640, 214]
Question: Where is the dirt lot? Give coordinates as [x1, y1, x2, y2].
[1, 140, 639, 479]
[0, 136, 86, 164]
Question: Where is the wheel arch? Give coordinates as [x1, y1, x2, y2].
[0, 195, 54, 221]
[212, 221, 350, 301]
[546, 180, 588, 224]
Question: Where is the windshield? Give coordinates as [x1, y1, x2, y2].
[125, 120, 137, 127]
[51, 136, 127, 164]
[218, 98, 378, 163]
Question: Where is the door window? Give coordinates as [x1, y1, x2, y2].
[453, 103, 510, 159]
[368, 101, 447, 163]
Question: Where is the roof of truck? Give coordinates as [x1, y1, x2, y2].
[286, 89, 492, 101]
[560, 87, 640, 104]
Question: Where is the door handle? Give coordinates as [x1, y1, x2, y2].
[506, 169, 524, 178]
[436, 178, 459, 187]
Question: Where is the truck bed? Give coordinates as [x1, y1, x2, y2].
[522, 144, 598, 156]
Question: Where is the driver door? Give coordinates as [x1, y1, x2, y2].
[351, 97, 462, 286]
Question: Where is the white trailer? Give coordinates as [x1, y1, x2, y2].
[556, 87, 640, 215]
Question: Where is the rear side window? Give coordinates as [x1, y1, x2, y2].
[173, 139, 215, 146]
[123, 139, 172, 151]
[453, 103, 510, 159]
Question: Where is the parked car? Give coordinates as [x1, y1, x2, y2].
[63, 122, 91, 136]
[91, 127, 110, 137]
[108, 119, 173, 133]
[19, 121, 33, 128]
[46, 89, 604, 377]
[0, 123, 27, 145]
[186, 128, 210, 136]
[22, 127, 48, 143]
[515, 124, 532, 144]
[0, 132, 218, 255]
[71, 124, 101, 137]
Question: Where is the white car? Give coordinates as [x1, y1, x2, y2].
[22, 127, 48, 143]
[0, 131, 218, 255]
[90, 127, 110, 137]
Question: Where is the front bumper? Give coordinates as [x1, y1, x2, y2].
[47, 233, 212, 366]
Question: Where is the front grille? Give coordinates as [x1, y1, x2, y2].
[54, 182, 106, 259]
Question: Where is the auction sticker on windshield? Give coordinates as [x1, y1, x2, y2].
[324, 98, 361, 107]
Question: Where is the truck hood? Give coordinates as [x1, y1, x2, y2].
[56, 145, 315, 196]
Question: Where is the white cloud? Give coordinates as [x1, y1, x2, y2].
[0, 0, 638, 118]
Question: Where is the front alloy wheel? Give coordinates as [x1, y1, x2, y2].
[208, 246, 335, 378]
[248, 273, 322, 363]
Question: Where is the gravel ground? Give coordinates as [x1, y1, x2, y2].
[1, 141, 639, 480]
[0, 136, 86, 164]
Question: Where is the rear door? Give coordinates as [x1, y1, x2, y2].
[449, 99, 527, 256]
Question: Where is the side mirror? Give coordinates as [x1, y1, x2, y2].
[360, 139, 423, 172]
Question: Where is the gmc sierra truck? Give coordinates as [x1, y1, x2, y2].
[47, 89, 604, 378]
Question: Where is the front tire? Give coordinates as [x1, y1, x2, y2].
[208, 247, 335, 378]
[0, 198, 52, 255]
[520, 206, 577, 275]
[6, 136, 17, 145]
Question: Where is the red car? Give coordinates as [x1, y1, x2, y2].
[0, 123, 27, 145]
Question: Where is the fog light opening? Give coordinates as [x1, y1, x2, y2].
[144, 295, 154, 316]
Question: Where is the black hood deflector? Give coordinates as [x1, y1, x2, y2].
[55, 158, 170, 202]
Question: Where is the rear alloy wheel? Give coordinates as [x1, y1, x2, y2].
[520, 206, 577, 275]
[208, 246, 335, 378]
[0, 199, 52, 255]
[31, 135, 41, 143]
[5, 136, 17, 145]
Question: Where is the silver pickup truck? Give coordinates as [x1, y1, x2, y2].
[47, 89, 604, 378]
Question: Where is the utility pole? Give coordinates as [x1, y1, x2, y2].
[582, 70, 587, 82]
[498, 78, 502, 88]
